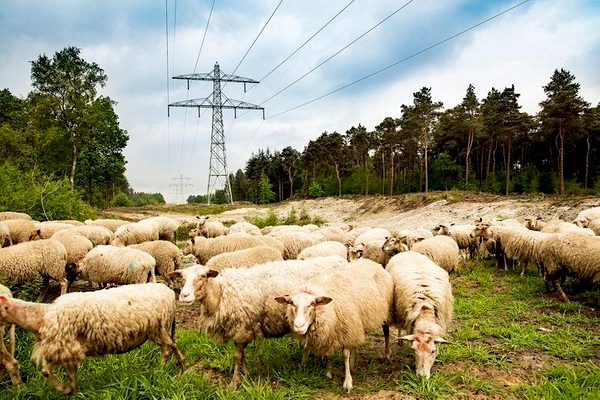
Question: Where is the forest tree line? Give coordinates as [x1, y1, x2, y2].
[205, 69, 600, 204]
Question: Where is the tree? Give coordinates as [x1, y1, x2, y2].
[499, 85, 522, 194]
[459, 84, 481, 188]
[539, 69, 589, 194]
[257, 173, 276, 204]
[30, 46, 108, 191]
[279, 146, 300, 199]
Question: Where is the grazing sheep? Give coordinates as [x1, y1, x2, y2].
[274, 258, 393, 392]
[205, 246, 283, 271]
[0, 211, 32, 221]
[387, 251, 453, 379]
[62, 225, 114, 246]
[189, 215, 229, 238]
[228, 221, 262, 236]
[587, 219, 600, 235]
[84, 218, 130, 232]
[347, 241, 393, 266]
[50, 231, 94, 280]
[539, 233, 600, 301]
[0, 283, 185, 394]
[129, 240, 182, 286]
[315, 225, 351, 244]
[573, 206, 600, 228]
[75, 245, 157, 287]
[183, 235, 284, 264]
[32, 221, 76, 240]
[0, 284, 20, 386]
[2, 219, 37, 244]
[112, 221, 159, 246]
[0, 222, 12, 248]
[262, 224, 310, 236]
[345, 226, 371, 245]
[174, 255, 348, 388]
[298, 241, 348, 260]
[395, 228, 434, 249]
[410, 236, 460, 273]
[353, 228, 391, 246]
[0, 239, 70, 296]
[276, 232, 324, 259]
[433, 223, 478, 258]
[146, 216, 180, 242]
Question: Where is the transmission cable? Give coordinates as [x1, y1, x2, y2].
[165, 0, 172, 186]
[268, 0, 531, 119]
[193, 0, 216, 73]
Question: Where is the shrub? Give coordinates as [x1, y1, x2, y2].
[308, 182, 324, 198]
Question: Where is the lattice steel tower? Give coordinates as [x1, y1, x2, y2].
[168, 62, 264, 204]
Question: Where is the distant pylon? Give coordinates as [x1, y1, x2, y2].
[168, 62, 264, 204]
[169, 174, 192, 204]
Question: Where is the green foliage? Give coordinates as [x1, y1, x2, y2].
[308, 182, 324, 198]
[430, 152, 463, 191]
[129, 192, 165, 206]
[257, 173, 276, 204]
[110, 191, 132, 207]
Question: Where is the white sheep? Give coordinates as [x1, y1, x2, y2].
[228, 221, 262, 236]
[62, 225, 114, 246]
[0, 284, 20, 386]
[573, 206, 600, 227]
[189, 215, 229, 238]
[75, 245, 157, 287]
[173, 255, 348, 388]
[32, 221, 76, 240]
[346, 240, 393, 266]
[50, 231, 94, 280]
[540, 220, 594, 236]
[433, 223, 478, 258]
[0, 239, 70, 296]
[183, 235, 284, 264]
[587, 219, 600, 235]
[298, 241, 348, 260]
[276, 232, 324, 259]
[146, 216, 180, 242]
[395, 228, 434, 249]
[205, 246, 283, 271]
[274, 258, 393, 392]
[84, 218, 130, 232]
[0, 211, 32, 221]
[0, 283, 185, 394]
[129, 240, 182, 286]
[112, 221, 159, 246]
[387, 251, 453, 379]
[315, 225, 351, 244]
[410, 236, 460, 273]
[0, 222, 12, 248]
[352, 227, 391, 246]
[2, 219, 37, 244]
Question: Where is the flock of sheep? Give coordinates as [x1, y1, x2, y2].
[0, 205, 599, 394]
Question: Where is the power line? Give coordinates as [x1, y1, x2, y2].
[258, 0, 415, 106]
[193, 0, 216, 74]
[165, 0, 172, 187]
[268, 0, 531, 119]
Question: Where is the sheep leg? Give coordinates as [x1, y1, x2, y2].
[342, 347, 353, 393]
[383, 322, 390, 360]
[0, 326, 21, 386]
[325, 356, 333, 379]
[230, 342, 248, 389]
[59, 278, 69, 296]
[301, 348, 309, 368]
[66, 364, 78, 394]
[553, 278, 570, 302]
[41, 364, 72, 395]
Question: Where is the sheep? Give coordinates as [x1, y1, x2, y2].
[31, 221, 76, 240]
[189, 215, 229, 238]
[2, 219, 37, 244]
[62, 225, 114, 246]
[112, 221, 159, 246]
[298, 241, 348, 260]
[74, 245, 157, 287]
[84, 218, 130, 232]
[347, 241, 393, 266]
[433, 223, 478, 258]
[386, 251, 453, 379]
[538, 233, 600, 301]
[0, 284, 20, 386]
[183, 235, 284, 265]
[205, 246, 283, 271]
[274, 258, 393, 392]
[129, 240, 182, 286]
[146, 216, 180, 242]
[541, 221, 595, 236]
[0, 222, 12, 248]
[382, 235, 459, 273]
[276, 232, 324, 259]
[172, 255, 348, 388]
[587, 219, 600, 235]
[573, 206, 600, 227]
[0, 211, 32, 221]
[352, 227, 391, 246]
[0, 239, 70, 296]
[262, 224, 310, 236]
[228, 221, 262, 236]
[395, 228, 434, 249]
[315, 225, 352, 244]
[0, 283, 185, 394]
[470, 221, 529, 272]
[50, 231, 94, 280]
[345, 226, 371, 245]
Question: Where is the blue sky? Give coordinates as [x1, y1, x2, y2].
[1, 0, 599, 203]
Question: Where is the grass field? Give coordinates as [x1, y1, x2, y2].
[1, 259, 599, 399]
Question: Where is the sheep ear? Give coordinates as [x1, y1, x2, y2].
[168, 270, 182, 279]
[0, 295, 9, 303]
[206, 270, 219, 278]
[190, 238, 195, 245]
[434, 337, 451, 344]
[314, 296, 332, 305]
[537, 216, 542, 220]
[274, 295, 291, 304]
[398, 334, 416, 341]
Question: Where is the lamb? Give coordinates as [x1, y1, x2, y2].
[0, 222, 11, 248]
[205, 246, 283, 271]
[2, 219, 37, 244]
[274, 258, 393, 392]
[50, 231, 94, 280]
[347, 240, 393, 266]
[0, 283, 185, 394]
[538, 233, 600, 301]
[189, 215, 229, 238]
[433, 223, 478, 258]
[129, 240, 182, 286]
[62, 225, 114, 246]
[228, 221, 262, 236]
[173, 255, 348, 388]
[74, 245, 157, 287]
[298, 241, 348, 260]
[112, 221, 159, 246]
[0, 211, 32, 221]
[0, 284, 20, 386]
[84, 218, 130, 232]
[573, 206, 600, 227]
[183, 235, 284, 264]
[386, 251, 453, 378]
[0, 239, 70, 296]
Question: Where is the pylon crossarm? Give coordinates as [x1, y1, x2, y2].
[172, 72, 258, 84]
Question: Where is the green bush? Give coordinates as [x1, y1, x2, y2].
[111, 191, 133, 207]
[308, 181, 324, 198]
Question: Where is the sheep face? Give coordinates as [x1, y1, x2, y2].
[399, 319, 449, 379]
[170, 265, 209, 304]
[275, 293, 332, 335]
[345, 243, 364, 261]
[381, 236, 407, 255]
[470, 222, 492, 239]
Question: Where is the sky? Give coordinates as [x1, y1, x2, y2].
[1, 0, 599, 203]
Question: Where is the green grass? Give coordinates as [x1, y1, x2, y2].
[1, 260, 599, 399]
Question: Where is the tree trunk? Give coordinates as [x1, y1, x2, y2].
[486, 139, 493, 178]
[585, 136, 590, 189]
[381, 152, 385, 195]
[424, 141, 429, 193]
[558, 124, 565, 195]
[389, 152, 394, 195]
[288, 168, 294, 198]
[465, 127, 474, 189]
[334, 162, 341, 196]
[505, 137, 511, 195]
[70, 142, 77, 191]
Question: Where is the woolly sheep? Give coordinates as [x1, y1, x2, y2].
[345, 226, 371, 245]
[347, 241, 393, 266]
[0, 239, 70, 296]
[112, 221, 158, 246]
[50, 231, 94, 279]
[32, 221, 76, 240]
[75, 245, 157, 287]
[0, 211, 32, 221]
[298, 241, 348, 260]
[174, 255, 348, 388]
[386, 251, 453, 378]
[129, 240, 182, 286]
[470, 221, 535, 272]
[274, 258, 393, 392]
[2, 219, 37, 244]
[573, 206, 600, 227]
[410, 236, 460, 273]
[0, 283, 185, 394]
[352, 227, 391, 247]
[262, 224, 310, 236]
[395, 228, 434, 249]
[228, 221, 262, 236]
[183, 235, 284, 264]
[587, 219, 600, 235]
[539, 233, 600, 301]
[62, 225, 114, 246]
[276, 232, 324, 259]
[315, 225, 351, 244]
[204, 246, 283, 271]
[541, 220, 595, 236]
[433, 223, 478, 258]
[146, 216, 180, 242]
[0, 284, 20, 386]
[0, 222, 11, 248]
[189, 215, 229, 238]
[84, 218, 130, 232]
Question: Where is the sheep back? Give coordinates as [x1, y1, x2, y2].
[0, 239, 68, 284]
[78, 245, 156, 285]
[205, 246, 283, 271]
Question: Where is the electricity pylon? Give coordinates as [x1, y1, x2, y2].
[169, 174, 192, 204]
[168, 62, 264, 204]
